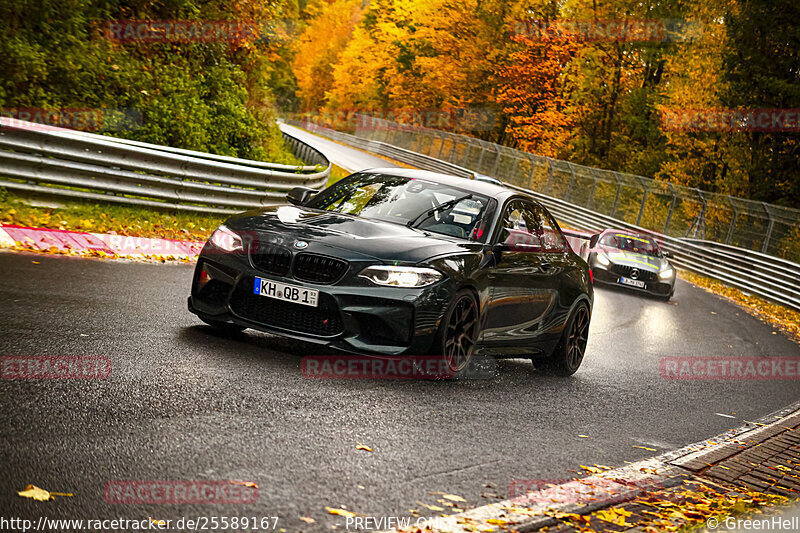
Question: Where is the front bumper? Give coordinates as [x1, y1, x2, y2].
[188, 251, 453, 356]
[592, 263, 675, 297]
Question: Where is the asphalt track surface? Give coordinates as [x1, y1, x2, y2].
[1, 131, 799, 530]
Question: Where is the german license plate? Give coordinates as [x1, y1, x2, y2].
[619, 277, 646, 289]
[254, 277, 319, 307]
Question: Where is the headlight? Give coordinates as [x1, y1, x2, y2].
[659, 266, 675, 279]
[358, 266, 443, 287]
[208, 225, 243, 253]
[596, 253, 611, 267]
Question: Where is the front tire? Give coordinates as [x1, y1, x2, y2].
[435, 289, 480, 377]
[540, 302, 590, 376]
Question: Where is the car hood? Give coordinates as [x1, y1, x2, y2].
[604, 249, 666, 272]
[227, 205, 480, 263]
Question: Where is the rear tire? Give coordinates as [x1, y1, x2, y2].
[435, 289, 480, 378]
[540, 302, 590, 376]
[200, 317, 246, 335]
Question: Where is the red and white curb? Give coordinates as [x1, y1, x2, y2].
[0, 224, 204, 260]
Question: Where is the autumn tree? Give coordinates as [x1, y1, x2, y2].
[495, 30, 578, 158]
[720, 0, 800, 206]
[294, 0, 364, 110]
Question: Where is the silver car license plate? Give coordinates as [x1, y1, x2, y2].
[254, 277, 319, 307]
[619, 277, 646, 289]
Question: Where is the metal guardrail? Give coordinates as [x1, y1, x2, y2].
[287, 119, 800, 311]
[0, 118, 331, 214]
[343, 116, 800, 262]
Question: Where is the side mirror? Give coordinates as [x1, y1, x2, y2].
[286, 187, 317, 206]
[662, 250, 671, 258]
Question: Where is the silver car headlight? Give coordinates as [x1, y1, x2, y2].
[596, 252, 611, 267]
[208, 224, 243, 253]
[358, 266, 443, 287]
[659, 266, 675, 279]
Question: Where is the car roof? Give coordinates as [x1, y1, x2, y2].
[600, 229, 656, 238]
[360, 167, 515, 199]
[599, 229, 662, 246]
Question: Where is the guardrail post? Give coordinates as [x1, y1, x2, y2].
[635, 181, 648, 226]
[609, 173, 623, 218]
[436, 133, 446, 159]
[462, 141, 472, 168]
[490, 146, 501, 177]
[544, 160, 555, 195]
[565, 163, 577, 202]
[761, 202, 775, 253]
[664, 183, 677, 234]
[725, 196, 739, 245]
[448, 140, 458, 163]
[476, 144, 486, 172]
[527, 156, 536, 190]
[509, 155, 519, 183]
[586, 175, 597, 209]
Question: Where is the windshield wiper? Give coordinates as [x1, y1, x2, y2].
[406, 194, 473, 228]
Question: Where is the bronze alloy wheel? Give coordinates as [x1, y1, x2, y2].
[540, 302, 590, 376]
[443, 293, 479, 374]
[566, 305, 589, 371]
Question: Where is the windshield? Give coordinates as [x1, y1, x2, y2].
[600, 233, 660, 256]
[305, 173, 490, 240]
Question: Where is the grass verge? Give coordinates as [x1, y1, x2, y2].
[0, 189, 226, 242]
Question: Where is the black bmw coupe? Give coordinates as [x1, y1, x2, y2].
[189, 168, 594, 376]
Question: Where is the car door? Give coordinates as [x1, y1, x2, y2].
[483, 199, 561, 346]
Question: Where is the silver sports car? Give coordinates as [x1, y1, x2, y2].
[581, 229, 676, 300]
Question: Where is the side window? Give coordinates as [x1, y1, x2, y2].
[531, 204, 567, 252]
[499, 200, 544, 251]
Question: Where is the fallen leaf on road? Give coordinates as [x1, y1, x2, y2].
[578, 434, 590, 438]
[595, 506, 632, 527]
[355, 442, 373, 452]
[579, 464, 613, 474]
[485, 518, 508, 525]
[443, 494, 466, 502]
[326, 507, 355, 518]
[419, 502, 444, 511]
[300, 516, 315, 524]
[17, 484, 73, 501]
[230, 481, 258, 488]
[633, 445, 658, 451]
